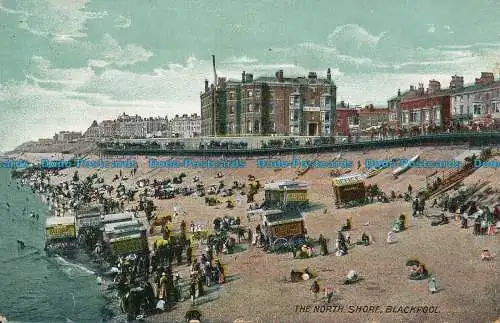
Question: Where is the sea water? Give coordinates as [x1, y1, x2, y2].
[0, 169, 119, 323]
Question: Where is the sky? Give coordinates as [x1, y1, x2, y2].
[1, 0, 500, 151]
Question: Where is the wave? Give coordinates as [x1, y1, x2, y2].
[53, 255, 96, 277]
[3, 249, 41, 264]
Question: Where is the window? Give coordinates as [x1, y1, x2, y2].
[320, 96, 331, 107]
[247, 121, 252, 132]
[230, 105, 235, 114]
[402, 112, 409, 124]
[270, 102, 275, 114]
[459, 105, 464, 115]
[435, 108, 441, 121]
[424, 111, 430, 122]
[248, 104, 253, 112]
[229, 92, 235, 100]
[248, 91, 253, 97]
[254, 120, 260, 133]
[325, 112, 330, 122]
[496, 103, 500, 113]
[460, 96, 463, 102]
[473, 105, 482, 115]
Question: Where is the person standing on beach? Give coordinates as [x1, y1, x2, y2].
[311, 280, 320, 301]
[186, 244, 192, 266]
[190, 278, 197, 304]
[408, 184, 412, 196]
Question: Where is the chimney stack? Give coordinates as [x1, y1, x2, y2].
[475, 72, 494, 86]
[418, 83, 425, 95]
[242, 71, 246, 83]
[427, 79, 441, 94]
[450, 75, 464, 90]
[275, 69, 284, 82]
[327, 68, 331, 81]
[204, 79, 209, 91]
[245, 73, 253, 83]
[397, 89, 401, 96]
[308, 72, 317, 79]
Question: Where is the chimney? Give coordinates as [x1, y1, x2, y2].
[275, 69, 284, 82]
[340, 100, 345, 108]
[204, 79, 209, 91]
[308, 72, 317, 79]
[475, 72, 494, 86]
[245, 73, 253, 83]
[397, 89, 401, 96]
[410, 85, 415, 92]
[327, 68, 332, 82]
[418, 83, 425, 95]
[427, 79, 441, 94]
[242, 71, 246, 83]
[449, 75, 464, 90]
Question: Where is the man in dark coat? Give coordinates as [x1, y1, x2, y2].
[175, 244, 183, 265]
[311, 280, 320, 301]
[186, 244, 192, 266]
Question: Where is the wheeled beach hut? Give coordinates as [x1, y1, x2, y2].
[44, 216, 77, 254]
[332, 173, 367, 207]
[262, 207, 306, 250]
[263, 180, 309, 208]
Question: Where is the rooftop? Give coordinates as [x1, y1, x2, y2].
[264, 180, 309, 191]
[332, 173, 365, 187]
[263, 207, 304, 225]
[46, 216, 75, 227]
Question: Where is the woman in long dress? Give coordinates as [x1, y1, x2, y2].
[386, 231, 395, 244]
[217, 262, 225, 284]
[428, 278, 438, 293]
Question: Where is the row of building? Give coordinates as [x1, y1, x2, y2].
[388, 72, 500, 132]
[36, 70, 500, 146]
[200, 69, 500, 137]
[83, 113, 201, 139]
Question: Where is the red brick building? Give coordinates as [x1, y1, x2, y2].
[335, 103, 359, 136]
[399, 80, 452, 133]
[200, 69, 337, 136]
[356, 105, 389, 130]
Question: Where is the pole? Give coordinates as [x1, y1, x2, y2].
[212, 55, 217, 138]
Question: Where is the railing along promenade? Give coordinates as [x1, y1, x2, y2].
[98, 131, 500, 157]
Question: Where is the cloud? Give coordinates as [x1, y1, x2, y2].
[114, 15, 131, 29]
[2, 0, 107, 41]
[327, 24, 386, 47]
[88, 34, 153, 67]
[222, 56, 259, 64]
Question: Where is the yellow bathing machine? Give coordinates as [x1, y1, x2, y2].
[44, 215, 77, 256]
[263, 180, 309, 208]
[103, 219, 148, 259]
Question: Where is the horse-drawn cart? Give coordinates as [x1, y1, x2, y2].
[261, 208, 307, 251]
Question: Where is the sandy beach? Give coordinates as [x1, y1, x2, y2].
[11, 146, 499, 323]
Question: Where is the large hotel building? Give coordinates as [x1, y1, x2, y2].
[200, 69, 337, 136]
